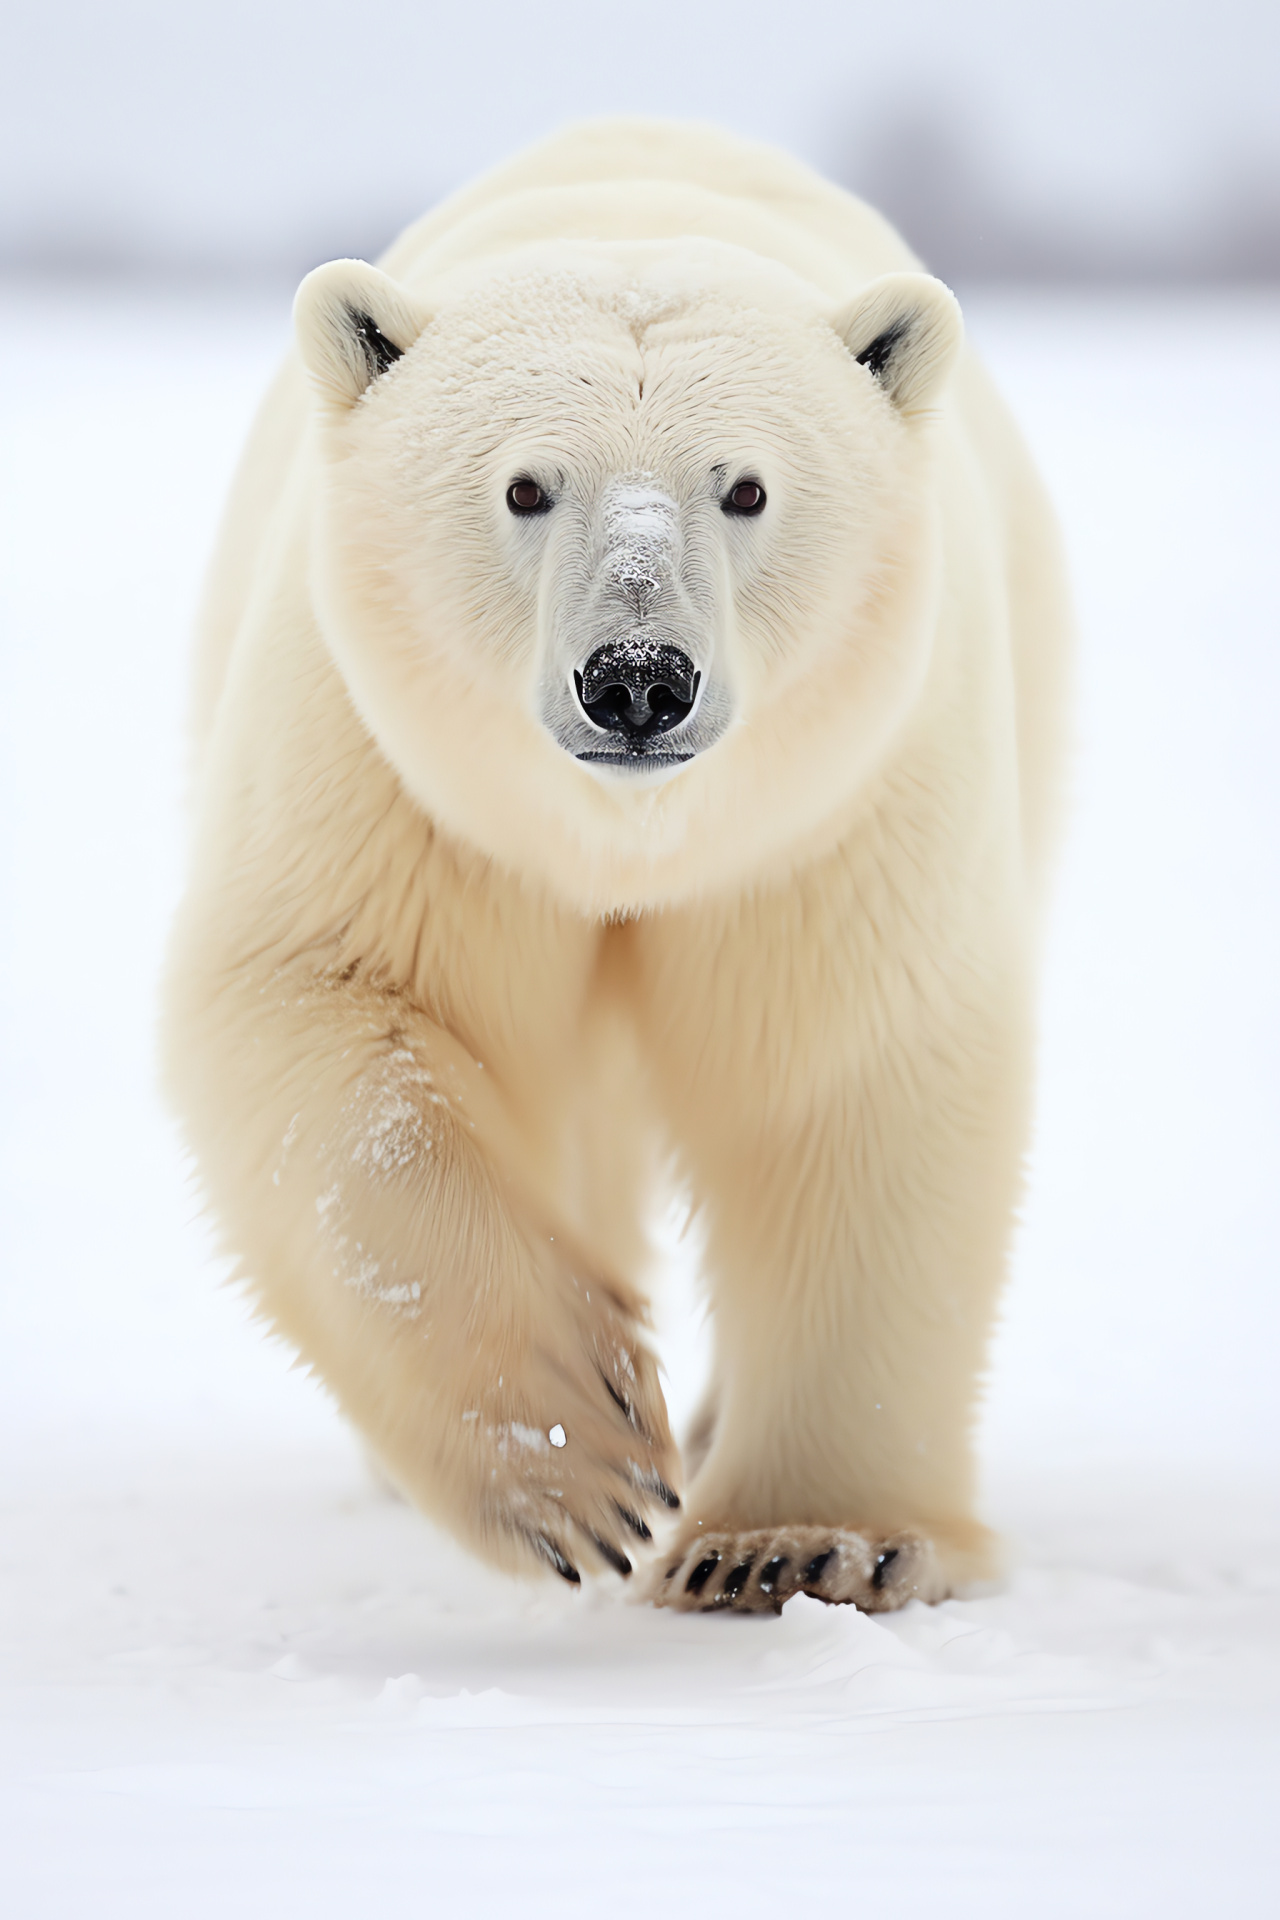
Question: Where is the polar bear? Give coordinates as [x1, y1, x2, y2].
[163, 119, 1069, 1613]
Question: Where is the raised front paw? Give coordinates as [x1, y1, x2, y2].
[653, 1524, 946, 1614]
[459, 1281, 680, 1586]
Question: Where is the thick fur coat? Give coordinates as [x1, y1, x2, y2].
[163, 120, 1070, 1611]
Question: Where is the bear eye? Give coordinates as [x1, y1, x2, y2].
[723, 479, 766, 516]
[507, 479, 550, 515]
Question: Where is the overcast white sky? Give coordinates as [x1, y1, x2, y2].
[3, 0, 1278, 280]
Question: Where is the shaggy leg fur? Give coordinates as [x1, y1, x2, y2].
[631, 839, 1026, 1603]
[164, 956, 679, 1584]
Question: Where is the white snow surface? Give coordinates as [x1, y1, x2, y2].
[1, 281, 1278, 1914]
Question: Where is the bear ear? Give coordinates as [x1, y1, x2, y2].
[294, 259, 431, 409]
[834, 272, 963, 414]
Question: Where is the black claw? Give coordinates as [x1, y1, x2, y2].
[602, 1373, 654, 1441]
[632, 1470, 681, 1510]
[615, 1503, 652, 1541]
[871, 1547, 899, 1591]
[602, 1376, 633, 1421]
[802, 1550, 835, 1588]
[531, 1534, 580, 1584]
[758, 1555, 789, 1594]
[685, 1553, 721, 1594]
[589, 1533, 633, 1577]
[721, 1559, 755, 1600]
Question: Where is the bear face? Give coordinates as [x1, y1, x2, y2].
[295, 241, 962, 912]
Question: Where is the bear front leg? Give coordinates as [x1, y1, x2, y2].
[642, 944, 1029, 1613]
[164, 965, 678, 1583]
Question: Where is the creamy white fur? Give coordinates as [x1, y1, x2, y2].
[164, 120, 1070, 1603]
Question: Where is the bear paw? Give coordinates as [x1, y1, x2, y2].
[459, 1283, 681, 1586]
[652, 1525, 945, 1614]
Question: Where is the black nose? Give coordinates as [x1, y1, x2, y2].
[574, 641, 700, 741]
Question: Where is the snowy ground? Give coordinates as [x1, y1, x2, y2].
[1, 279, 1278, 1915]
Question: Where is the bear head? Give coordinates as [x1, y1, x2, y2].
[294, 239, 962, 912]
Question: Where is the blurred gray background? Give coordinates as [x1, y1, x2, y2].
[3, 0, 1278, 288]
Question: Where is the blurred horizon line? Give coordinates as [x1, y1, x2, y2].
[5, 173, 1278, 294]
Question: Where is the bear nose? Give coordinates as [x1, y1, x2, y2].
[574, 641, 700, 740]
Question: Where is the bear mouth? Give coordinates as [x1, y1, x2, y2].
[575, 749, 696, 771]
